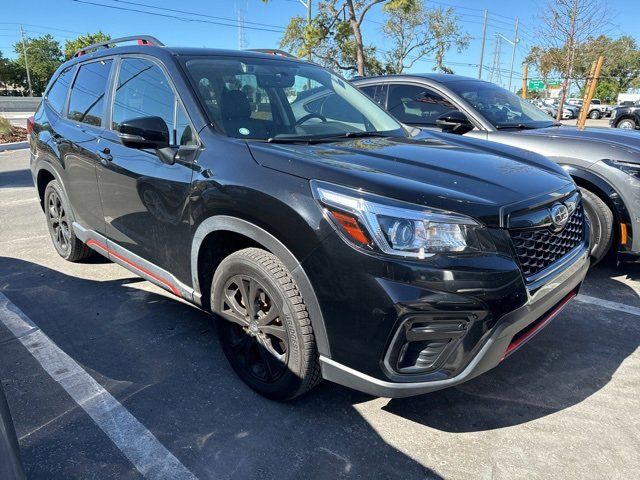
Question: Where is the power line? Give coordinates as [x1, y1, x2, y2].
[70, 0, 286, 33]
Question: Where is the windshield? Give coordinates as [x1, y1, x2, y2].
[447, 80, 555, 128]
[184, 57, 405, 141]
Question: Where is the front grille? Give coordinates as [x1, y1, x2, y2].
[509, 204, 584, 279]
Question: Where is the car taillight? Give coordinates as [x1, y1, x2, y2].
[26, 116, 35, 135]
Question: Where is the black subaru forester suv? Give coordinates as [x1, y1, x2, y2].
[29, 36, 590, 400]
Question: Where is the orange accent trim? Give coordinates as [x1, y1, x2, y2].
[620, 223, 628, 246]
[330, 211, 370, 246]
[86, 239, 181, 296]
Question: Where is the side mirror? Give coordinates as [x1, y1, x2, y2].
[436, 110, 474, 135]
[118, 116, 170, 150]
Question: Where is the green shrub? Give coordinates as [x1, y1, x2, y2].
[0, 115, 11, 135]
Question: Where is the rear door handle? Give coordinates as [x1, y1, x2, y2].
[98, 147, 113, 166]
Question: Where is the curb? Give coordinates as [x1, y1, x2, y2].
[0, 141, 29, 152]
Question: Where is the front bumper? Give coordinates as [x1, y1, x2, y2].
[319, 244, 589, 398]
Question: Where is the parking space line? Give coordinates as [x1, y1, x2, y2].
[575, 294, 640, 317]
[0, 292, 198, 480]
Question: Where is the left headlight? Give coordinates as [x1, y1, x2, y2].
[603, 159, 640, 179]
[311, 181, 494, 259]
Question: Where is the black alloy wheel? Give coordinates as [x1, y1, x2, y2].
[47, 189, 71, 255]
[43, 180, 92, 262]
[219, 274, 288, 383]
[212, 248, 321, 400]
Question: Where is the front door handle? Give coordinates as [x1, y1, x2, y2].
[98, 147, 113, 166]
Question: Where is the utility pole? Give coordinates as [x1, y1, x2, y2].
[300, 0, 312, 61]
[508, 18, 519, 91]
[577, 56, 604, 130]
[522, 63, 528, 99]
[478, 9, 488, 79]
[489, 35, 503, 87]
[20, 25, 33, 97]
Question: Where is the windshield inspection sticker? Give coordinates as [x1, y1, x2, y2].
[238, 128, 250, 136]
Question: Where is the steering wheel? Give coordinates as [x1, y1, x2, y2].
[296, 113, 327, 125]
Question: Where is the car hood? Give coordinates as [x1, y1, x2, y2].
[248, 135, 574, 227]
[489, 125, 640, 165]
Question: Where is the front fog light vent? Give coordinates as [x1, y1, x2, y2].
[385, 315, 470, 375]
[398, 340, 450, 373]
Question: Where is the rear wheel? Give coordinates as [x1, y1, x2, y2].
[44, 180, 92, 262]
[580, 187, 614, 266]
[211, 248, 321, 400]
[617, 118, 636, 130]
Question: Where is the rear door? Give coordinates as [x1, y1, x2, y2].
[57, 58, 114, 232]
[96, 56, 199, 283]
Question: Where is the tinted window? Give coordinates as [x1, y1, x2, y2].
[112, 58, 174, 132]
[359, 84, 387, 108]
[185, 58, 403, 141]
[388, 85, 456, 126]
[46, 66, 74, 114]
[68, 60, 112, 126]
[113, 58, 195, 146]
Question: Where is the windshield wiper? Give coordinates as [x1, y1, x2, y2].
[495, 123, 540, 130]
[266, 131, 389, 143]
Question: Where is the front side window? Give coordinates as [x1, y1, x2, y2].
[185, 57, 404, 141]
[447, 80, 555, 128]
[387, 85, 457, 126]
[112, 57, 196, 146]
[68, 59, 112, 126]
[46, 66, 75, 114]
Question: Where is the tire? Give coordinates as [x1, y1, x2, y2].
[617, 118, 636, 130]
[43, 180, 93, 262]
[211, 248, 321, 400]
[589, 110, 601, 119]
[580, 187, 614, 266]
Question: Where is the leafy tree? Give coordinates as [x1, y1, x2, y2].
[381, 2, 469, 74]
[277, 0, 412, 76]
[12, 34, 63, 96]
[573, 35, 640, 95]
[64, 31, 111, 60]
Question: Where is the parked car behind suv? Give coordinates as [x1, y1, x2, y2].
[610, 102, 640, 130]
[30, 37, 589, 400]
[355, 74, 640, 264]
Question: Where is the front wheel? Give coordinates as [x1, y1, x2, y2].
[580, 187, 614, 266]
[211, 248, 321, 400]
[589, 110, 601, 119]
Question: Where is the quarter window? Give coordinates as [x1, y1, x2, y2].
[46, 66, 75, 114]
[387, 85, 456, 126]
[67, 60, 112, 126]
[112, 58, 195, 146]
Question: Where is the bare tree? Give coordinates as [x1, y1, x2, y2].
[382, 3, 469, 74]
[539, 0, 607, 120]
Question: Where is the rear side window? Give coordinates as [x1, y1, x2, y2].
[46, 66, 74, 114]
[112, 57, 196, 146]
[360, 84, 387, 108]
[68, 59, 112, 127]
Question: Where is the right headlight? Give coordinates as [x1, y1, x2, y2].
[311, 181, 495, 259]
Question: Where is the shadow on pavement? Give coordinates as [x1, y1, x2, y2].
[0, 256, 440, 480]
[0, 169, 33, 189]
[384, 262, 640, 432]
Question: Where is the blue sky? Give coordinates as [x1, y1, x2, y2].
[1, 0, 638, 90]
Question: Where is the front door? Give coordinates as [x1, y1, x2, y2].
[96, 56, 199, 284]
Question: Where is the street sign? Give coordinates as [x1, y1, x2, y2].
[547, 80, 562, 87]
[528, 79, 545, 91]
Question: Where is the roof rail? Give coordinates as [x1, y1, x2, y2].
[246, 49, 297, 59]
[73, 35, 164, 58]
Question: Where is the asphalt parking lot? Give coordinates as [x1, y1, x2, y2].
[1, 148, 639, 479]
